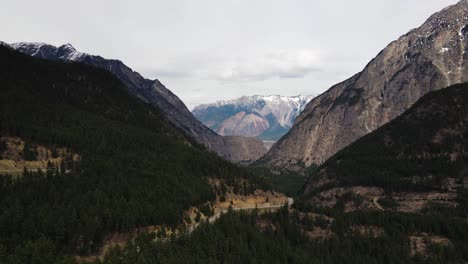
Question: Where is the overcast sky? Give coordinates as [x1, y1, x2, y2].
[1, 0, 458, 109]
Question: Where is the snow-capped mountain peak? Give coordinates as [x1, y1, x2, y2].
[192, 94, 315, 141]
[9, 41, 269, 162]
[10, 42, 87, 61]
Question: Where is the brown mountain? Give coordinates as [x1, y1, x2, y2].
[192, 95, 314, 141]
[261, 0, 468, 171]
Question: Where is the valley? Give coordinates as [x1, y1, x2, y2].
[1, 1, 468, 263]
[262, 140, 276, 150]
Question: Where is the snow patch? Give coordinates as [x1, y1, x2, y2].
[10, 42, 88, 62]
[364, 122, 372, 133]
[439, 47, 450, 53]
[460, 25, 468, 38]
[193, 94, 315, 128]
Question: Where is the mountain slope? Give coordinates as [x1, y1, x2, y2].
[261, 0, 468, 171]
[0, 45, 269, 259]
[303, 82, 468, 195]
[99, 80, 468, 264]
[192, 95, 313, 141]
[10, 42, 266, 163]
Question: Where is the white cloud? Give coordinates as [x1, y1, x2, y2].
[216, 50, 322, 82]
[0, 0, 458, 107]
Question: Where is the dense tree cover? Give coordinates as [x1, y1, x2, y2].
[248, 166, 306, 197]
[100, 208, 306, 264]
[1, 42, 466, 263]
[306, 84, 468, 193]
[0, 45, 270, 260]
[22, 141, 37, 161]
[267, 172, 305, 197]
[0, 138, 7, 153]
[295, 200, 468, 263]
[94, 203, 468, 264]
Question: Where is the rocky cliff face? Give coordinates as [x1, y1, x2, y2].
[216, 112, 270, 137]
[192, 95, 313, 141]
[261, 0, 468, 171]
[10, 42, 266, 163]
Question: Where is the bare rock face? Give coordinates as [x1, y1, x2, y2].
[213, 136, 269, 164]
[10, 42, 266, 163]
[261, 0, 468, 171]
[217, 112, 270, 137]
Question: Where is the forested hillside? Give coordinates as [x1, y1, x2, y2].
[97, 206, 468, 263]
[1, 44, 467, 264]
[10, 42, 268, 163]
[304, 83, 468, 194]
[0, 45, 269, 262]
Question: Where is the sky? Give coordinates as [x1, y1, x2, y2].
[0, 0, 459, 109]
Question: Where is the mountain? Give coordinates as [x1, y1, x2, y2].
[192, 95, 314, 141]
[302, 82, 467, 210]
[261, 0, 468, 171]
[9, 42, 267, 163]
[0, 44, 270, 260]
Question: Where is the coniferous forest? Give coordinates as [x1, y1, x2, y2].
[2, 1, 468, 261]
[97, 205, 468, 264]
[0, 45, 270, 262]
[305, 84, 468, 194]
[1, 43, 468, 263]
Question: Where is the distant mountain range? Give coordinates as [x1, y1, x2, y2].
[192, 95, 314, 141]
[9, 42, 267, 163]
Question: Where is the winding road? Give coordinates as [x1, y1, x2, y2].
[188, 197, 294, 233]
[372, 197, 384, 210]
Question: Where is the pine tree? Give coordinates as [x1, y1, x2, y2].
[0, 139, 7, 154]
[23, 141, 37, 161]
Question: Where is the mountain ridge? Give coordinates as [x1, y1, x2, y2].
[261, 0, 468, 171]
[192, 94, 314, 141]
[9, 42, 267, 163]
[0, 44, 271, 260]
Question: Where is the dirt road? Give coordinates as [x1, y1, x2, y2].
[188, 197, 294, 233]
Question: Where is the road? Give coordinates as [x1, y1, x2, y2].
[372, 197, 384, 210]
[188, 197, 294, 233]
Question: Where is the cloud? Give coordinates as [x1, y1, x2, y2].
[215, 50, 322, 82]
[144, 69, 193, 79]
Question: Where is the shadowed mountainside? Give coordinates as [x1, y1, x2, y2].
[10, 42, 267, 163]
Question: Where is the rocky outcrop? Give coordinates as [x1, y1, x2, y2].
[10, 42, 266, 163]
[261, 0, 468, 170]
[193, 95, 313, 141]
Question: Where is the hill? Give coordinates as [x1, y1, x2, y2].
[0, 44, 269, 261]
